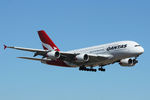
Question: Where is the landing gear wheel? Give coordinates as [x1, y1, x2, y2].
[90, 67, 97, 72]
[79, 66, 97, 72]
[79, 66, 86, 71]
[98, 67, 106, 72]
[101, 68, 105, 72]
[93, 69, 97, 72]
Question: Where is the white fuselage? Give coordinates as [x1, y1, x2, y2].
[6, 30, 144, 71]
[65, 41, 144, 67]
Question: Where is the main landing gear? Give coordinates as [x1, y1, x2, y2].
[79, 66, 106, 72]
[98, 66, 106, 72]
[79, 66, 97, 72]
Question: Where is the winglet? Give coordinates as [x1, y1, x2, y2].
[4, 45, 7, 50]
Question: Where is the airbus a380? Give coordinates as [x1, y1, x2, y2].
[4, 30, 144, 72]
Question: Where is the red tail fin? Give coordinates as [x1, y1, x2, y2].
[38, 30, 60, 51]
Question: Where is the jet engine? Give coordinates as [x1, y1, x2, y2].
[119, 58, 138, 67]
[46, 51, 60, 59]
[75, 54, 89, 62]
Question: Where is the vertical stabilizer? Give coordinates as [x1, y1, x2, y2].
[38, 30, 60, 51]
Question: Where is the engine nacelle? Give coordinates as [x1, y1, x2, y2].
[75, 54, 89, 62]
[46, 51, 60, 59]
[119, 58, 138, 67]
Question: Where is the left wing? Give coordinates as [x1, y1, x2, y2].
[4, 45, 46, 52]
[4, 45, 113, 65]
[4, 45, 49, 57]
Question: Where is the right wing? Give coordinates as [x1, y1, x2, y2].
[60, 52, 113, 63]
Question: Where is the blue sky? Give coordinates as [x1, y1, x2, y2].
[0, 0, 150, 100]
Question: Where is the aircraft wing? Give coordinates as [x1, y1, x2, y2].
[88, 54, 113, 63]
[4, 45, 113, 64]
[60, 52, 113, 63]
[4, 45, 46, 52]
[4, 45, 49, 57]
[17, 57, 51, 61]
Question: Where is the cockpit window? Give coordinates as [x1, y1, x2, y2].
[135, 45, 140, 47]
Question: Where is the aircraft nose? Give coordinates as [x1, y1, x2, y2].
[138, 46, 144, 54]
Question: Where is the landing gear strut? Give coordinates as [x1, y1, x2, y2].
[98, 66, 106, 72]
[79, 66, 97, 72]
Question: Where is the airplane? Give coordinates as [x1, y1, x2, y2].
[4, 30, 144, 72]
